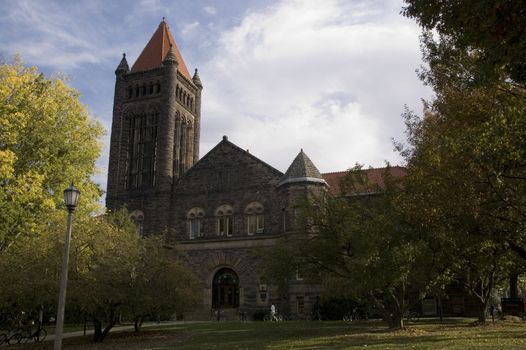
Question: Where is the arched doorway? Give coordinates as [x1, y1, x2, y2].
[212, 268, 239, 308]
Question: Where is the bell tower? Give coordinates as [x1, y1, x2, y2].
[106, 18, 203, 235]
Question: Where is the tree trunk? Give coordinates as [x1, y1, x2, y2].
[92, 316, 117, 342]
[101, 318, 117, 340]
[389, 314, 404, 329]
[93, 319, 104, 342]
[478, 301, 487, 324]
[510, 273, 519, 298]
[134, 317, 143, 333]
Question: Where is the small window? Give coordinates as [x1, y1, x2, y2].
[149, 83, 154, 94]
[216, 204, 233, 237]
[187, 207, 205, 239]
[245, 202, 264, 235]
[156, 82, 161, 93]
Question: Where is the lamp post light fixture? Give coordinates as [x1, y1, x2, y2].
[54, 184, 80, 350]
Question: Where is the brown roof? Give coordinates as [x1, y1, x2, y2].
[131, 19, 192, 80]
[322, 166, 406, 196]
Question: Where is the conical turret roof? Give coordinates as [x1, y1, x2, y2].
[279, 149, 328, 186]
[115, 53, 129, 73]
[192, 68, 202, 88]
[131, 18, 191, 80]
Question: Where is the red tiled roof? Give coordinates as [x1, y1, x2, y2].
[322, 166, 406, 196]
[131, 19, 192, 80]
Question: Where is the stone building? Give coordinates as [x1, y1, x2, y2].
[107, 19, 328, 319]
[107, 19, 485, 321]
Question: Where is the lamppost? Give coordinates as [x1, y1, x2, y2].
[54, 184, 80, 350]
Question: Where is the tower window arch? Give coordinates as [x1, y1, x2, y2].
[126, 111, 159, 189]
[187, 207, 205, 239]
[156, 81, 161, 93]
[215, 204, 233, 237]
[245, 202, 264, 235]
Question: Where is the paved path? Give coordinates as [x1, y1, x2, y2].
[44, 321, 200, 342]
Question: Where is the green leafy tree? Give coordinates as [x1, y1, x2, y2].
[400, 2, 526, 310]
[124, 235, 199, 332]
[68, 211, 140, 342]
[267, 166, 447, 329]
[403, 0, 526, 84]
[0, 57, 103, 252]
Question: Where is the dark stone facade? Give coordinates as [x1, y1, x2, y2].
[106, 21, 327, 320]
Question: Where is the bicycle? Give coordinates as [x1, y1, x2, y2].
[263, 313, 283, 322]
[343, 308, 361, 322]
[0, 333, 8, 346]
[24, 326, 47, 343]
[8, 325, 47, 344]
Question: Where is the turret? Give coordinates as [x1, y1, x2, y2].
[278, 150, 328, 231]
[192, 68, 203, 163]
[159, 44, 178, 188]
[115, 53, 129, 75]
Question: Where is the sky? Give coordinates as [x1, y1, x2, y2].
[0, 0, 433, 197]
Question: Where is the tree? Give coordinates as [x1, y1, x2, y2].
[266, 166, 447, 329]
[0, 57, 103, 252]
[399, 83, 526, 319]
[403, 0, 526, 84]
[400, 3, 526, 311]
[124, 235, 199, 332]
[68, 210, 140, 342]
[0, 209, 198, 342]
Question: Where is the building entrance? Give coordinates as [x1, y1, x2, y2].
[212, 268, 239, 308]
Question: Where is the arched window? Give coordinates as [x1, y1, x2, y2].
[187, 207, 205, 239]
[156, 82, 161, 93]
[215, 204, 233, 237]
[149, 83, 154, 94]
[245, 202, 264, 235]
[128, 86, 133, 99]
[129, 210, 145, 238]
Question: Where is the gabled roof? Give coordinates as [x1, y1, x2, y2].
[177, 136, 283, 185]
[131, 19, 192, 80]
[322, 166, 406, 196]
[279, 150, 327, 186]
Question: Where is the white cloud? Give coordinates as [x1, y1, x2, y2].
[2, 0, 115, 69]
[200, 0, 431, 173]
[203, 6, 217, 15]
[181, 21, 200, 37]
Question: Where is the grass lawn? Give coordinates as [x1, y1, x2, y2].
[9, 318, 526, 350]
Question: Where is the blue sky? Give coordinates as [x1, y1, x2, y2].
[0, 0, 432, 198]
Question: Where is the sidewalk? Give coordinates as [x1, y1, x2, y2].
[45, 321, 199, 342]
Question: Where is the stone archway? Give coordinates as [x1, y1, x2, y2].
[212, 268, 239, 308]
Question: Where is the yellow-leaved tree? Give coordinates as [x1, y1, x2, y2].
[0, 57, 104, 252]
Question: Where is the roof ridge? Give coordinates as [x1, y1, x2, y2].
[322, 165, 406, 175]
